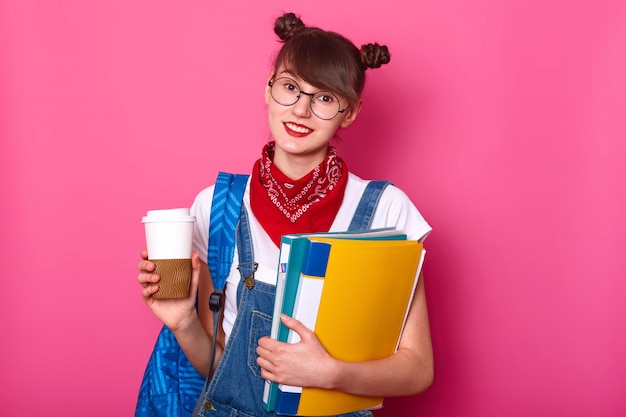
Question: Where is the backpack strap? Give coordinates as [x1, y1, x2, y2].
[347, 180, 392, 231]
[207, 172, 249, 293]
[193, 172, 249, 416]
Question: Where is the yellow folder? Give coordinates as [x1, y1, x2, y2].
[276, 236, 424, 416]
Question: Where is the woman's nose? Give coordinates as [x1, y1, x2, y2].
[291, 94, 312, 118]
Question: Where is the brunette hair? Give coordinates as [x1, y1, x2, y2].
[272, 12, 390, 106]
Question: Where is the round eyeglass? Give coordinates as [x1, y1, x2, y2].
[268, 77, 347, 120]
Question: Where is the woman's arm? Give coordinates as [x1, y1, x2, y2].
[256, 272, 434, 396]
[138, 252, 219, 377]
[193, 260, 227, 376]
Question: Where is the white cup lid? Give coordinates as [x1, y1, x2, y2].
[142, 208, 195, 223]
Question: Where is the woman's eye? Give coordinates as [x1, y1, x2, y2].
[283, 82, 298, 92]
[317, 94, 335, 104]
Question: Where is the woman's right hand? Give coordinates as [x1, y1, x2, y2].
[137, 250, 201, 331]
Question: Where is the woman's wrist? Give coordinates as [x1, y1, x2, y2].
[169, 309, 200, 334]
[321, 356, 343, 390]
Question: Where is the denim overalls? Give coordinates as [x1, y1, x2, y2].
[197, 181, 390, 417]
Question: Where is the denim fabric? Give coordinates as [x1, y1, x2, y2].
[348, 181, 391, 231]
[197, 182, 390, 417]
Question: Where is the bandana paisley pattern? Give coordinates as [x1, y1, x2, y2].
[250, 142, 348, 246]
[260, 142, 342, 222]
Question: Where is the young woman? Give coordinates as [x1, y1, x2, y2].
[137, 12, 433, 417]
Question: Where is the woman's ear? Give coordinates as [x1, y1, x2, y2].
[265, 72, 275, 105]
[340, 99, 363, 128]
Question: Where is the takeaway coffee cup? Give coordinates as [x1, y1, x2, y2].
[142, 208, 196, 299]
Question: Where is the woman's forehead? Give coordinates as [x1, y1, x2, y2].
[276, 67, 303, 82]
[276, 67, 327, 92]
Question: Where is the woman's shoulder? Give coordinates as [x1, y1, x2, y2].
[190, 184, 217, 215]
[346, 172, 412, 205]
[346, 173, 432, 242]
[189, 174, 251, 219]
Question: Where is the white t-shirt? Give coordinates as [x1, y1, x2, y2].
[190, 172, 432, 342]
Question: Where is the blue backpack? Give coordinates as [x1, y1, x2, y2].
[134, 173, 391, 417]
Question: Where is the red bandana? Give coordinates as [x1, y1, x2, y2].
[250, 142, 348, 246]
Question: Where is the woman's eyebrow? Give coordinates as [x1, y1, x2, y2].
[279, 69, 299, 79]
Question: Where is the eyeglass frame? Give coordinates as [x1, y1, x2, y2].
[267, 77, 349, 120]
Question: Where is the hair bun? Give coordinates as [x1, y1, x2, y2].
[274, 12, 305, 41]
[360, 43, 391, 69]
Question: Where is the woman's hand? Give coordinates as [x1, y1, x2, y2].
[137, 250, 201, 331]
[256, 276, 434, 397]
[256, 315, 337, 390]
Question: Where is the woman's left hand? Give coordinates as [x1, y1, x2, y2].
[256, 314, 336, 389]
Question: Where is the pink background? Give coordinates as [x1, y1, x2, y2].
[2, 1, 625, 416]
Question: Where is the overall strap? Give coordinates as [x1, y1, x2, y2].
[347, 180, 392, 231]
[235, 205, 257, 288]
